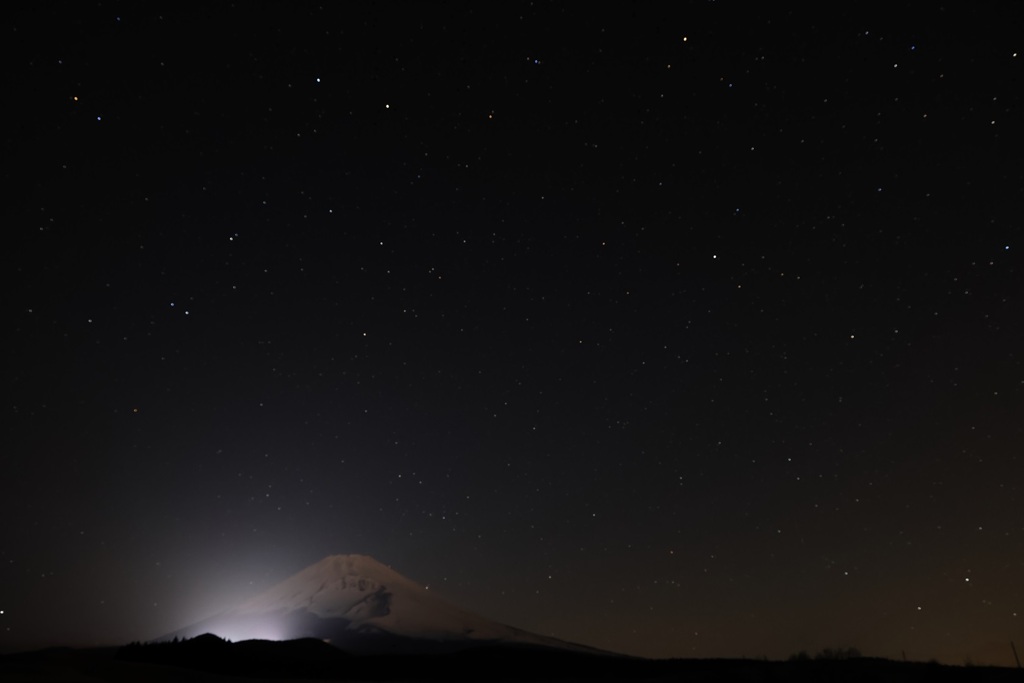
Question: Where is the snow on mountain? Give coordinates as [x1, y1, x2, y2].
[169, 554, 600, 654]
[234, 554, 520, 641]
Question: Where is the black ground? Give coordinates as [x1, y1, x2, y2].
[3, 635, 1022, 682]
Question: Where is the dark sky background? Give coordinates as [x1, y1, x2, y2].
[4, 1, 1023, 665]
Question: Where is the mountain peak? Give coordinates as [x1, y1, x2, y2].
[169, 554, 603, 655]
[316, 553, 384, 567]
[305, 554, 406, 582]
[233, 554, 423, 619]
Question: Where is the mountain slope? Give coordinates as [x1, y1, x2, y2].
[168, 554, 604, 655]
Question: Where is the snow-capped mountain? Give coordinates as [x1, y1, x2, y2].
[167, 554, 602, 654]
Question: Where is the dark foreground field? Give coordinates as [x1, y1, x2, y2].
[2, 635, 1021, 682]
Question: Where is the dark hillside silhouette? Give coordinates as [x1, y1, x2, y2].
[105, 636, 1024, 682]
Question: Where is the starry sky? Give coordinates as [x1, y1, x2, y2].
[4, 1, 1023, 666]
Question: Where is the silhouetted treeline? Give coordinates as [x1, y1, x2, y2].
[117, 633, 349, 678]
[110, 635, 1024, 682]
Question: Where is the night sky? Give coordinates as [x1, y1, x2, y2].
[5, 2, 1023, 665]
